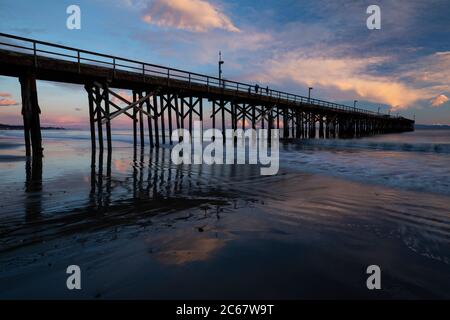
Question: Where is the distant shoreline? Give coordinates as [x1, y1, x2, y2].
[0, 123, 65, 130]
[415, 124, 450, 130]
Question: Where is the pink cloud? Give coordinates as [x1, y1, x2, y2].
[142, 0, 239, 33]
[0, 92, 18, 106]
[431, 94, 449, 107]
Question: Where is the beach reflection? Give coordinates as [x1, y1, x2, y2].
[0, 142, 261, 253]
[24, 156, 42, 222]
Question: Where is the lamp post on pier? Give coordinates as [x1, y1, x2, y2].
[218, 51, 224, 87]
[308, 87, 313, 103]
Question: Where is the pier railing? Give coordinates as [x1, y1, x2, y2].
[0, 33, 394, 118]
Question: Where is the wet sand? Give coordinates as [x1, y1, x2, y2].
[0, 135, 450, 299]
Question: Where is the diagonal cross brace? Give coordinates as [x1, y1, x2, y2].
[102, 90, 156, 124]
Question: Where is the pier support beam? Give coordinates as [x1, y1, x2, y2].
[319, 116, 324, 138]
[20, 73, 42, 157]
[85, 84, 96, 153]
[283, 108, 289, 139]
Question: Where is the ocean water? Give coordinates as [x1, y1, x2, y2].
[284, 130, 450, 195]
[0, 129, 449, 299]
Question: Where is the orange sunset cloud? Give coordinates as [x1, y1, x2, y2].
[142, 0, 239, 33]
[0, 92, 18, 106]
[256, 53, 432, 110]
[431, 94, 449, 107]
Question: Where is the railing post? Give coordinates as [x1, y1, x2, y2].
[113, 58, 116, 78]
[33, 41, 37, 67]
[77, 51, 81, 73]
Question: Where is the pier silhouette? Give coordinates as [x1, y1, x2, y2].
[0, 32, 415, 160]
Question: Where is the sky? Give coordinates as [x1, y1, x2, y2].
[0, 0, 450, 128]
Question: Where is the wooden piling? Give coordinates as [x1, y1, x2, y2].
[139, 91, 144, 147]
[319, 116, 324, 138]
[277, 107, 280, 130]
[189, 97, 193, 138]
[221, 100, 225, 144]
[242, 104, 246, 130]
[296, 110, 301, 138]
[85, 85, 96, 153]
[19, 73, 42, 157]
[104, 84, 112, 151]
[199, 98, 203, 142]
[145, 93, 154, 148]
[132, 91, 137, 148]
[292, 109, 296, 138]
[174, 95, 180, 132]
[283, 108, 289, 138]
[153, 95, 159, 147]
[160, 95, 166, 145]
[261, 107, 265, 130]
[268, 108, 273, 144]
[252, 105, 256, 130]
[211, 100, 215, 133]
[95, 86, 104, 151]
[168, 94, 173, 145]
[181, 96, 185, 131]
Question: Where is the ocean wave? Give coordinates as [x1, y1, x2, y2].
[298, 139, 450, 154]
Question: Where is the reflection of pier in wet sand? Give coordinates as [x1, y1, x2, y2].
[3, 146, 264, 252]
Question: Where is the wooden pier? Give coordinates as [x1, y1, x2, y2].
[0, 33, 415, 157]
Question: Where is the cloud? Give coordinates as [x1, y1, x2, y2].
[141, 0, 239, 33]
[402, 52, 450, 90]
[93, 0, 450, 118]
[255, 52, 424, 109]
[0, 93, 18, 106]
[431, 94, 449, 107]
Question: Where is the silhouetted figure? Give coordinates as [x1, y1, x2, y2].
[266, 86, 269, 94]
[248, 87, 251, 94]
[255, 84, 259, 94]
